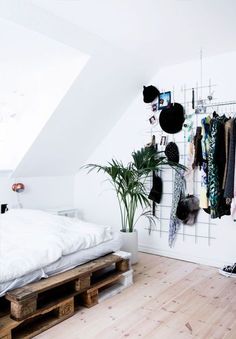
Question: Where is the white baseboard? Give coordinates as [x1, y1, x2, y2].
[138, 245, 229, 268]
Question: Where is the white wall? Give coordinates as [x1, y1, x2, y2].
[0, 172, 74, 210]
[74, 51, 236, 267]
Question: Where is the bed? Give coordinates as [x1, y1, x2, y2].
[0, 208, 122, 296]
[0, 209, 132, 339]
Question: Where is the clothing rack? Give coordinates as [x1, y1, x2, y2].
[203, 100, 236, 108]
[176, 100, 236, 109]
[146, 83, 236, 246]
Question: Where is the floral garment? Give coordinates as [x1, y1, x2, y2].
[208, 115, 230, 218]
[200, 116, 211, 209]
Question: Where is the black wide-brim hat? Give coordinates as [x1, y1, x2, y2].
[143, 85, 160, 103]
[159, 103, 185, 134]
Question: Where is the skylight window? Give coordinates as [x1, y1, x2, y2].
[0, 18, 89, 171]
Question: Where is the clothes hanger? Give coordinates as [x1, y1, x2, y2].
[226, 106, 232, 119]
[213, 110, 217, 118]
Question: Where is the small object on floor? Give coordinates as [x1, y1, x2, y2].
[219, 263, 236, 277]
[185, 322, 193, 334]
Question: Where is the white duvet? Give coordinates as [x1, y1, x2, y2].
[0, 209, 113, 283]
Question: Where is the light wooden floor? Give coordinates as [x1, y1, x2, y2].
[36, 253, 236, 339]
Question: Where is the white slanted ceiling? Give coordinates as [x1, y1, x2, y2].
[0, 0, 235, 176]
[1, 0, 146, 176]
[0, 17, 89, 171]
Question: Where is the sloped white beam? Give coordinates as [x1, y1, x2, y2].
[1, 1, 151, 177]
[13, 50, 142, 176]
[0, 0, 112, 56]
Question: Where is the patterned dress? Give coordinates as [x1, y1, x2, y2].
[200, 116, 211, 209]
[208, 115, 230, 218]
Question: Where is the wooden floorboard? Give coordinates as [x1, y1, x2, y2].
[35, 253, 236, 339]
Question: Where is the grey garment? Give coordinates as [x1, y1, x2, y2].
[223, 119, 233, 189]
[224, 119, 236, 199]
[169, 169, 185, 247]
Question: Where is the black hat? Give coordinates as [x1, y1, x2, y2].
[143, 85, 160, 103]
[159, 103, 185, 134]
[148, 174, 163, 204]
[165, 142, 179, 163]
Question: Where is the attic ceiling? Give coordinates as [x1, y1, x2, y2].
[0, 0, 235, 176]
[32, 0, 236, 68]
[0, 17, 89, 171]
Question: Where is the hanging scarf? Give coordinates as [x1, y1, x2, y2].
[169, 169, 185, 247]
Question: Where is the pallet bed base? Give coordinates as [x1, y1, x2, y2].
[0, 251, 133, 339]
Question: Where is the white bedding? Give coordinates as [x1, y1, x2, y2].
[0, 209, 113, 283]
[0, 232, 122, 297]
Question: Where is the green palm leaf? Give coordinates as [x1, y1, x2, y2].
[83, 145, 185, 232]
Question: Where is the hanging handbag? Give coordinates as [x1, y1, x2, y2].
[176, 194, 200, 226]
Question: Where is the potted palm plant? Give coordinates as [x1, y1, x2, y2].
[84, 146, 183, 264]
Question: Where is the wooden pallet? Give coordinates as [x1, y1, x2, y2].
[0, 251, 133, 339]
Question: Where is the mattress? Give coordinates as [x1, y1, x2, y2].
[0, 231, 122, 297]
[0, 208, 114, 283]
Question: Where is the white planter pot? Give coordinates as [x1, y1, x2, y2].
[120, 230, 138, 264]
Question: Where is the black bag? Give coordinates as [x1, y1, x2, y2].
[148, 173, 163, 204]
[176, 194, 200, 225]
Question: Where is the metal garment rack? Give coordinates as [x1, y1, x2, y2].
[145, 82, 236, 246]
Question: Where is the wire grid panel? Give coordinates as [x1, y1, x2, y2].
[143, 84, 227, 246]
